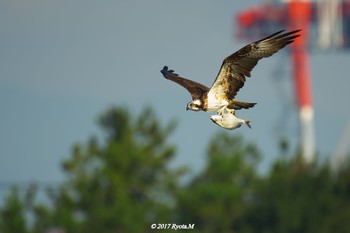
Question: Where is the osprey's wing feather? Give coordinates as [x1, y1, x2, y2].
[161, 66, 210, 100]
[209, 29, 301, 100]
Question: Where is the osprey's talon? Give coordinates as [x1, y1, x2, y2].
[217, 107, 226, 116]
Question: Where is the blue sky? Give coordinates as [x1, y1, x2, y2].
[1, 0, 350, 195]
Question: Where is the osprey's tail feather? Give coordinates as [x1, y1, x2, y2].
[228, 100, 257, 110]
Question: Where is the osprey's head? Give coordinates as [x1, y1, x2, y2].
[186, 99, 202, 111]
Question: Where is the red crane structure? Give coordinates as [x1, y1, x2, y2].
[235, 0, 350, 163]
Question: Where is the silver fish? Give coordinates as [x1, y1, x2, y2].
[210, 111, 251, 130]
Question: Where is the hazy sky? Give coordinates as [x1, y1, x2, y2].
[1, 0, 350, 196]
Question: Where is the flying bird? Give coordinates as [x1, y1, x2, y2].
[161, 29, 301, 115]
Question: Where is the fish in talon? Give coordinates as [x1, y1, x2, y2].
[210, 112, 251, 130]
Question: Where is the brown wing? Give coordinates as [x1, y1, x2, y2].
[161, 66, 209, 100]
[209, 29, 301, 100]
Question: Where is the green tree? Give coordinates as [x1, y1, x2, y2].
[31, 106, 185, 233]
[246, 155, 350, 233]
[0, 187, 28, 233]
[176, 133, 261, 233]
[3, 105, 350, 233]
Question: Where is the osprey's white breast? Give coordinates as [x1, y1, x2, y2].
[206, 92, 228, 112]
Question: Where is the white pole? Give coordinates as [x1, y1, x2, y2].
[300, 105, 315, 163]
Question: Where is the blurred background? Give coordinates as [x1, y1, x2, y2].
[1, 0, 350, 232]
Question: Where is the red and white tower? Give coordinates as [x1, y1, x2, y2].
[236, 0, 350, 167]
[288, 0, 315, 163]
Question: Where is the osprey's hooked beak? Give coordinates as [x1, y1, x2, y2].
[186, 106, 189, 111]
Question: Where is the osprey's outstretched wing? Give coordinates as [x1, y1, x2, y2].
[161, 66, 210, 100]
[209, 29, 301, 100]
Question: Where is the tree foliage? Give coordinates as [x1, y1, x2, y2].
[0, 187, 28, 233]
[1, 105, 350, 233]
[51, 106, 183, 233]
[1, 106, 183, 233]
[246, 156, 350, 233]
[176, 133, 260, 233]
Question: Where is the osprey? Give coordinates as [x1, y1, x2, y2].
[161, 29, 300, 115]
